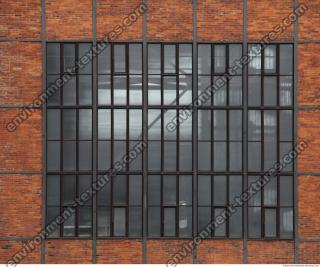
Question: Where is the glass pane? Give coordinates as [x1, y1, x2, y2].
[98, 45, 111, 74]
[280, 76, 292, 106]
[62, 175, 76, 205]
[248, 207, 261, 238]
[265, 209, 277, 237]
[198, 110, 211, 140]
[79, 75, 92, 105]
[198, 76, 211, 106]
[248, 76, 261, 106]
[280, 110, 292, 141]
[280, 208, 293, 238]
[47, 109, 60, 140]
[229, 207, 242, 238]
[63, 211, 75, 237]
[264, 45, 276, 73]
[46, 207, 60, 237]
[63, 141, 76, 170]
[129, 207, 142, 236]
[164, 45, 176, 73]
[179, 207, 192, 237]
[229, 44, 242, 74]
[229, 110, 242, 141]
[148, 141, 161, 170]
[114, 44, 126, 72]
[78, 141, 92, 170]
[98, 75, 111, 105]
[229, 142, 242, 171]
[179, 44, 192, 74]
[198, 141, 211, 171]
[264, 177, 277, 206]
[280, 176, 293, 206]
[264, 77, 277, 106]
[114, 208, 126, 236]
[129, 110, 142, 140]
[148, 109, 161, 139]
[113, 175, 127, 205]
[79, 175, 92, 205]
[113, 75, 127, 105]
[198, 44, 211, 75]
[47, 75, 60, 106]
[248, 44, 261, 74]
[198, 175, 211, 206]
[47, 175, 60, 206]
[248, 142, 261, 171]
[213, 110, 226, 141]
[79, 109, 92, 139]
[214, 208, 226, 237]
[79, 44, 92, 74]
[79, 207, 92, 237]
[97, 179, 111, 206]
[163, 175, 176, 205]
[179, 75, 192, 104]
[47, 43, 60, 74]
[229, 76, 242, 105]
[63, 76, 76, 106]
[213, 176, 226, 205]
[129, 75, 142, 105]
[214, 45, 226, 73]
[248, 110, 261, 141]
[148, 44, 161, 74]
[163, 141, 176, 171]
[164, 208, 176, 237]
[229, 176, 242, 203]
[164, 111, 177, 140]
[148, 175, 161, 206]
[98, 109, 111, 139]
[148, 207, 160, 237]
[98, 141, 110, 171]
[114, 110, 126, 139]
[47, 141, 60, 171]
[129, 44, 142, 74]
[97, 207, 111, 237]
[129, 175, 142, 205]
[63, 44, 75, 72]
[148, 75, 161, 105]
[179, 142, 192, 171]
[248, 176, 261, 206]
[63, 109, 76, 139]
[198, 207, 211, 233]
[280, 44, 293, 75]
[179, 175, 192, 206]
[213, 77, 226, 106]
[213, 142, 226, 171]
[163, 76, 176, 105]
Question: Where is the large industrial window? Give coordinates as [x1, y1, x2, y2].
[45, 42, 294, 239]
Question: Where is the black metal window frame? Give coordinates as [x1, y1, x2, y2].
[45, 41, 294, 240]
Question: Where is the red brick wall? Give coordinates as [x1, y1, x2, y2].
[0, 0, 41, 39]
[299, 0, 320, 41]
[298, 176, 320, 240]
[46, 0, 92, 40]
[197, 240, 243, 264]
[0, 240, 41, 264]
[46, 240, 92, 263]
[0, 109, 42, 171]
[197, 0, 243, 41]
[148, 0, 193, 40]
[248, 241, 294, 263]
[298, 110, 320, 173]
[97, 240, 143, 263]
[299, 242, 320, 263]
[97, 0, 143, 40]
[147, 240, 193, 264]
[298, 44, 320, 106]
[248, 0, 293, 41]
[0, 42, 41, 106]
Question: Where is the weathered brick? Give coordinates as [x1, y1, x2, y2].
[298, 44, 320, 106]
[248, 0, 293, 41]
[197, 0, 243, 41]
[299, 242, 320, 263]
[46, 240, 92, 263]
[0, 109, 42, 172]
[197, 240, 243, 263]
[148, 0, 193, 40]
[248, 241, 294, 263]
[97, 0, 143, 40]
[0, 42, 41, 106]
[299, 0, 320, 41]
[46, 0, 92, 40]
[298, 110, 320, 173]
[298, 175, 320, 240]
[97, 240, 143, 263]
[0, 0, 41, 39]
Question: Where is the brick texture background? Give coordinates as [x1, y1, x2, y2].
[0, 0, 320, 264]
[0, 0, 41, 39]
[0, 42, 41, 106]
[197, 0, 243, 41]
